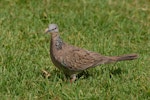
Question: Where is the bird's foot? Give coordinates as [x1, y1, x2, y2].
[70, 74, 77, 83]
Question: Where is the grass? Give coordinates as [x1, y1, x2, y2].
[0, 0, 150, 99]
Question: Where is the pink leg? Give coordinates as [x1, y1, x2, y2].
[70, 74, 76, 83]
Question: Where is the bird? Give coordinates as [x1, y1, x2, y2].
[45, 24, 138, 82]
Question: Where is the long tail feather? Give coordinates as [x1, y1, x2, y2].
[116, 54, 138, 61]
[105, 54, 138, 64]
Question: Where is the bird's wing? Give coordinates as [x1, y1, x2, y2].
[62, 46, 106, 71]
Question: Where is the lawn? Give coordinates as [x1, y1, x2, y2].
[0, 0, 150, 99]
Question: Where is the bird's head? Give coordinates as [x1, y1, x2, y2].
[45, 24, 59, 33]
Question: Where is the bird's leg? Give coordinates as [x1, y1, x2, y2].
[70, 74, 77, 83]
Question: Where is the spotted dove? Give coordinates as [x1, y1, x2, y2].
[45, 24, 138, 82]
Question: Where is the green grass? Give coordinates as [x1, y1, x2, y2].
[0, 0, 150, 99]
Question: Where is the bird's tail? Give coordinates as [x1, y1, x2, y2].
[106, 54, 138, 63]
[111, 54, 138, 62]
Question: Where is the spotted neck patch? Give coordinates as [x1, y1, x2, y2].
[55, 37, 64, 50]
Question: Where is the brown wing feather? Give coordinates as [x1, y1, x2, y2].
[62, 45, 107, 71]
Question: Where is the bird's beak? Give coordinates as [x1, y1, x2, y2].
[44, 28, 50, 33]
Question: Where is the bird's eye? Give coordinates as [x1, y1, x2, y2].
[52, 27, 57, 30]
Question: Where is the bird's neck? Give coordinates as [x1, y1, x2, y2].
[50, 32, 64, 50]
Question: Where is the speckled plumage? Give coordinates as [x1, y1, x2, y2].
[45, 24, 138, 82]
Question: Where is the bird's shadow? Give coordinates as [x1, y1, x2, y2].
[41, 67, 123, 82]
[109, 68, 122, 78]
[41, 69, 90, 82]
[110, 68, 122, 75]
[77, 71, 91, 79]
[77, 67, 123, 80]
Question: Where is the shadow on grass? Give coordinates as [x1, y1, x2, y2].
[41, 67, 123, 82]
[41, 68, 91, 82]
[109, 68, 122, 78]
